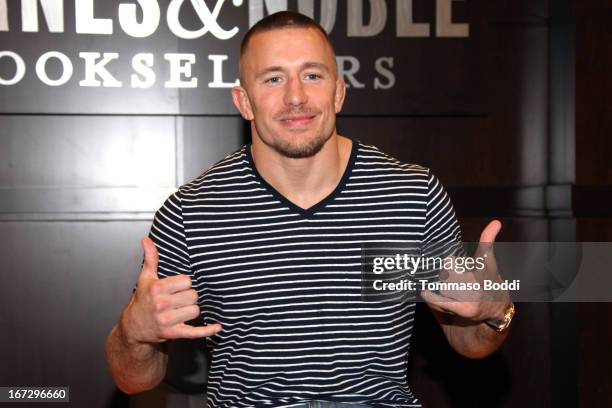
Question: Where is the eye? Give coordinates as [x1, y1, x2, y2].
[305, 73, 322, 81]
[265, 76, 283, 85]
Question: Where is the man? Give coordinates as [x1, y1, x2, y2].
[105, 11, 513, 407]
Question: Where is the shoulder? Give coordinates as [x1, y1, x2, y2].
[177, 145, 252, 197]
[354, 141, 433, 181]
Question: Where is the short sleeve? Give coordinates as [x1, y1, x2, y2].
[423, 170, 465, 258]
[148, 190, 192, 279]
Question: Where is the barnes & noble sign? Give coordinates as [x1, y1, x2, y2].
[0, 0, 484, 114]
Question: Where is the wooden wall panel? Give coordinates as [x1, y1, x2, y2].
[338, 113, 547, 188]
[179, 117, 247, 184]
[576, 2, 612, 185]
[0, 115, 177, 218]
[575, 5, 612, 408]
[0, 221, 151, 408]
[577, 220, 612, 408]
[411, 302, 552, 408]
[0, 116, 173, 188]
[576, 0, 612, 406]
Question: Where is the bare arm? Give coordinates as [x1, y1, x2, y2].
[105, 310, 168, 393]
[422, 220, 513, 358]
[104, 237, 221, 394]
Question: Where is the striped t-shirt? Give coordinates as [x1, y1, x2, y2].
[149, 140, 463, 407]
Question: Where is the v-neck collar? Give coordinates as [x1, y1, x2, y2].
[245, 140, 359, 218]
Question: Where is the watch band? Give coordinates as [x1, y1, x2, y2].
[484, 302, 515, 333]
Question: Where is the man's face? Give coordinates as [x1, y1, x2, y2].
[233, 27, 345, 158]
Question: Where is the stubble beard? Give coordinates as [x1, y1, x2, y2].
[266, 131, 332, 159]
[256, 111, 335, 159]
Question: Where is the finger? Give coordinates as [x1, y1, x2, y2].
[156, 274, 193, 295]
[164, 288, 199, 309]
[421, 290, 477, 317]
[140, 237, 159, 279]
[158, 304, 201, 327]
[170, 323, 222, 340]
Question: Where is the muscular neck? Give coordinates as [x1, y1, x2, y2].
[251, 132, 353, 210]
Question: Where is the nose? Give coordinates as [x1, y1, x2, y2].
[283, 77, 308, 107]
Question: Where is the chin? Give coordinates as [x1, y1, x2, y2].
[273, 134, 330, 159]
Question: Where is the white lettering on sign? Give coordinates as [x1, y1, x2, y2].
[374, 57, 395, 90]
[249, 0, 337, 33]
[21, 0, 64, 32]
[396, 0, 429, 37]
[119, 0, 161, 38]
[79, 52, 122, 87]
[131, 53, 156, 88]
[316, 0, 337, 34]
[0, 0, 7, 31]
[0, 1, 473, 95]
[208, 55, 239, 88]
[0, 51, 26, 85]
[336, 56, 365, 89]
[164, 53, 198, 88]
[347, 0, 387, 37]
[0, 1, 469, 38]
[248, 0, 286, 28]
[75, 0, 113, 35]
[35, 51, 73, 86]
[0, 50, 396, 90]
[436, 0, 469, 37]
[167, 0, 238, 40]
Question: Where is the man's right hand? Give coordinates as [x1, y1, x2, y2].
[120, 237, 222, 345]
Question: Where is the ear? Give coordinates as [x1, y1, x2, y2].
[231, 85, 254, 121]
[334, 77, 346, 113]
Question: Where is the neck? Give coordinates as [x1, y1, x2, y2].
[251, 133, 353, 210]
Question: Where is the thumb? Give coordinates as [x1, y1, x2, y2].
[475, 219, 502, 259]
[479, 219, 502, 243]
[140, 236, 159, 280]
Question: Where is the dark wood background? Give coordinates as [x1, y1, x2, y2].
[1, 0, 610, 407]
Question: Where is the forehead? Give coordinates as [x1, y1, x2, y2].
[241, 27, 336, 73]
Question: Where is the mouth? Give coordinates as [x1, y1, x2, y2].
[278, 113, 318, 128]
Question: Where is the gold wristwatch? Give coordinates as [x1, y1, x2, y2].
[484, 302, 515, 333]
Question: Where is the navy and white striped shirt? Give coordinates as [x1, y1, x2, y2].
[149, 140, 463, 407]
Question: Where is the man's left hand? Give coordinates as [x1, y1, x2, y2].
[420, 220, 511, 323]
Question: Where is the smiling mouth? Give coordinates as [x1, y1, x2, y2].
[278, 114, 318, 128]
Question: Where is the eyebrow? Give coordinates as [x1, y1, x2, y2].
[302, 62, 330, 73]
[254, 62, 331, 80]
[254, 66, 284, 80]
